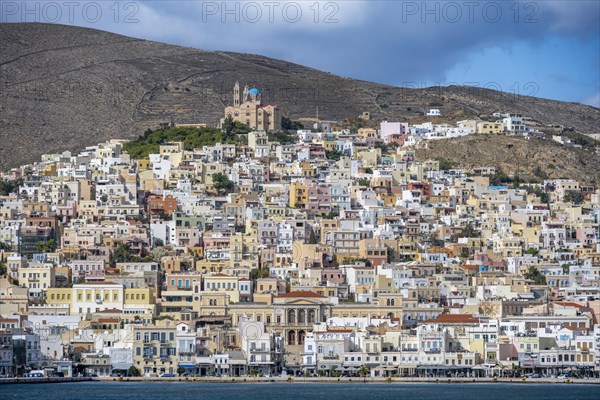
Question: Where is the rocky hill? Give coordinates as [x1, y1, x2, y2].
[1, 23, 599, 170]
[415, 135, 600, 185]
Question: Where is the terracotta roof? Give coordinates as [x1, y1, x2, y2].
[97, 318, 119, 323]
[554, 301, 587, 309]
[278, 290, 324, 298]
[423, 313, 479, 324]
[428, 247, 451, 254]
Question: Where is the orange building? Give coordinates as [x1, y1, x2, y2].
[148, 195, 178, 217]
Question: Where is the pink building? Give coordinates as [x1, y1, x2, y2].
[321, 268, 345, 285]
[575, 227, 595, 247]
[306, 181, 331, 213]
[203, 235, 231, 260]
[380, 121, 409, 143]
[257, 219, 278, 247]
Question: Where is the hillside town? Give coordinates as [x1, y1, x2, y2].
[0, 84, 599, 381]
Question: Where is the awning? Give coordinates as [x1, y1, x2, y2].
[417, 365, 466, 370]
[179, 365, 196, 369]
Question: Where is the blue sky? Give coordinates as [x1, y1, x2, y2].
[1, 0, 599, 106]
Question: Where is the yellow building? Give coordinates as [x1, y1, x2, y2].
[77, 200, 98, 222]
[132, 320, 179, 376]
[229, 233, 259, 271]
[18, 263, 56, 300]
[203, 273, 241, 303]
[476, 121, 504, 134]
[47, 284, 154, 315]
[289, 181, 307, 208]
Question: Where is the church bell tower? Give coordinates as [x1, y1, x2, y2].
[233, 82, 240, 107]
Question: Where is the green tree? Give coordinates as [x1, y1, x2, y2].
[212, 173, 234, 194]
[563, 190, 584, 205]
[111, 243, 140, 266]
[356, 178, 370, 187]
[268, 131, 298, 144]
[250, 267, 270, 282]
[524, 266, 546, 285]
[325, 150, 344, 161]
[512, 175, 522, 189]
[223, 115, 235, 135]
[358, 365, 370, 377]
[123, 126, 248, 159]
[127, 366, 141, 377]
[282, 116, 304, 131]
[0, 179, 23, 196]
[434, 157, 456, 171]
[35, 239, 56, 253]
[489, 170, 513, 186]
[525, 248, 539, 256]
[322, 209, 339, 219]
[223, 115, 251, 136]
[177, 367, 185, 376]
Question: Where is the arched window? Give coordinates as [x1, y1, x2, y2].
[298, 309, 306, 324]
[288, 330, 296, 345]
[298, 330, 306, 345]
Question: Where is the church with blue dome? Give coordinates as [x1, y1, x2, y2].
[224, 82, 281, 132]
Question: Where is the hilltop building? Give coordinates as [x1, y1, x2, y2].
[224, 82, 281, 132]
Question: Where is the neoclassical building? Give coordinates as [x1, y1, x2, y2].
[192, 290, 404, 368]
[224, 82, 281, 132]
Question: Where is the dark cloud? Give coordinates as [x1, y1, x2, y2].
[1, 0, 598, 102]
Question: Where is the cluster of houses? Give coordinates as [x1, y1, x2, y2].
[0, 94, 599, 379]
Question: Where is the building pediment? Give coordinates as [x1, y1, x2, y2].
[278, 298, 324, 306]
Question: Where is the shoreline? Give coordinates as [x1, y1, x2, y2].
[2, 376, 599, 385]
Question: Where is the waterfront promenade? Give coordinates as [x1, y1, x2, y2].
[1, 376, 598, 385]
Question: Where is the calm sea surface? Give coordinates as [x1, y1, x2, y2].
[1, 382, 598, 400]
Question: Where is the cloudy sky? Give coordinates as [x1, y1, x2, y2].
[2, 0, 599, 106]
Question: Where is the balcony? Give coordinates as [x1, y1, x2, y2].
[250, 348, 271, 354]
